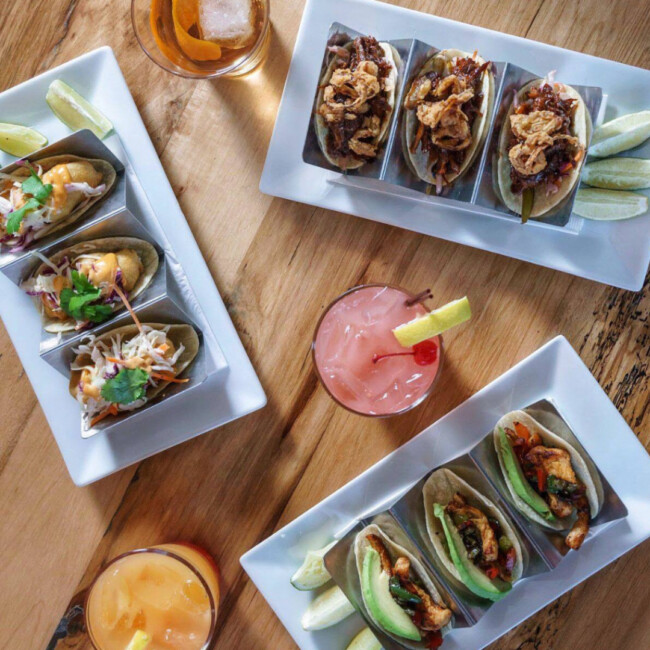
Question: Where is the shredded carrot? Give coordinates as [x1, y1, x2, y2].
[514, 421, 530, 441]
[150, 371, 189, 384]
[112, 282, 142, 333]
[106, 357, 128, 366]
[90, 403, 119, 427]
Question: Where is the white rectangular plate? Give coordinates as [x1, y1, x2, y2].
[260, 0, 650, 291]
[0, 47, 266, 485]
[241, 336, 650, 650]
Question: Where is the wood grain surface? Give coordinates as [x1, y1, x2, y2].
[0, 0, 649, 648]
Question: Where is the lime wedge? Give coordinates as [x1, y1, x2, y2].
[573, 189, 648, 221]
[393, 296, 471, 348]
[125, 630, 152, 650]
[590, 111, 650, 157]
[0, 123, 47, 157]
[347, 627, 382, 650]
[582, 158, 650, 190]
[46, 80, 113, 139]
[301, 585, 355, 631]
[290, 541, 336, 591]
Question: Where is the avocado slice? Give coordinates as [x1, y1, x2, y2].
[361, 547, 421, 641]
[433, 503, 511, 602]
[497, 427, 555, 521]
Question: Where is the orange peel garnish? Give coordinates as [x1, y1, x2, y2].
[172, 0, 222, 61]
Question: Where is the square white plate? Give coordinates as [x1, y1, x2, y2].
[260, 0, 650, 291]
[0, 47, 266, 485]
[241, 336, 650, 650]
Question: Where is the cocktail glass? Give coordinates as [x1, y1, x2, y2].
[312, 284, 443, 417]
[132, 0, 270, 79]
[85, 543, 220, 650]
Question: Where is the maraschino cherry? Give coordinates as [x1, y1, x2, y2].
[372, 339, 438, 366]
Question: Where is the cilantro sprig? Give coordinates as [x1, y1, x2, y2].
[101, 368, 149, 405]
[59, 270, 113, 323]
[6, 165, 53, 235]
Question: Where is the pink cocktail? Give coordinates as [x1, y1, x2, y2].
[313, 285, 442, 416]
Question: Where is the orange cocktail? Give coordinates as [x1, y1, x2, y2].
[85, 543, 219, 650]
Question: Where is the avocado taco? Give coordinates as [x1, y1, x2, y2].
[354, 524, 453, 648]
[70, 322, 199, 430]
[0, 156, 116, 251]
[496, 76, 587, 221]
[493, 410, 603, 549]
[315, 35, 399, 170]
[423, 468, 523, 602]
[22, 237, 159, 333]
[403, 49, 493, 193]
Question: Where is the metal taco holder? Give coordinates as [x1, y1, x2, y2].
[303, 24, 603, 231]
[320, 398, 627, 640]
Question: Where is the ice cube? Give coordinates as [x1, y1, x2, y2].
[199, 0, 255, 49]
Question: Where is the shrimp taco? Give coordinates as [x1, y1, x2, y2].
[423, 468, 523, 601]
[315, 35, 399, 170]
[493, 410, 603, 550]
[496, 77, 587, 221]
[403, 49, 493, 193]
[355, 524, 453, 648]
[0, 155, 115, 251]
[22, 237, 159, 333]
[70, 322, 199, 430]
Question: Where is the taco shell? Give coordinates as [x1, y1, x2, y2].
[496, 80, 587, 218]
[422, 468, 524, 587]
[404, 49, 494, 185]
[493, 410, 603, 530]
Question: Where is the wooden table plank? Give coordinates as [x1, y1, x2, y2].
[0, 0, 648, 649]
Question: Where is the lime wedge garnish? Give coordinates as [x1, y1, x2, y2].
[300, 585, 355, 631]
[0, 123, 47, 157]
[590, 111, 650, 157]
[46, 80, 113, 139]
[290, 541, 336, 591]
[347, 627, 382, 650]
[125, 630, 152, 650]
[393, 296, 471, 348]
[582, 158, 650, 190]
[573, 188, 648, 221]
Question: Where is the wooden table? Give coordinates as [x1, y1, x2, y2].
[0, 0, 648, 648]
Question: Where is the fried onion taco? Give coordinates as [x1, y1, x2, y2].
[423, 468, 523, 601]
[22, 237, 159, 333]
[315, 35, 399, 170]
[496, 76, 588, 221]
[493, 410, 603, 550]
[355, 524, 453, 648]
[0, 155, 115, 251]
[70, 322, 199, 430]
[403, 50, 493, 193]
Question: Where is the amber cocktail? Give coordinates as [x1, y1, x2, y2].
[85, 543, 219, 650]
[132, 0, 270, 78]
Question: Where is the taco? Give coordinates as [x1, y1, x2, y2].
[0, 155, 115, 251]
[496, 77, 587, 221]
[354, 524, 453, 648]
[403, 49, 493, 193]
[493, 410, 603, 550]
[423, 468, 523, 601]
[22, 237, 159, 333]
[70, 322, 199, 430]
[315, 35, 399, 170]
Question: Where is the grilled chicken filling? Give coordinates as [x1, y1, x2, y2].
[366, 534, 452, 641]
[0, 161, 105, 250]
[405, 55, 489, 190]
[445, 493, 516, 581]
[22, 248, 143, 328]
[508, 83, 584, 195]
[318, 36, 394, 163]
[505, 422, 590, 549]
